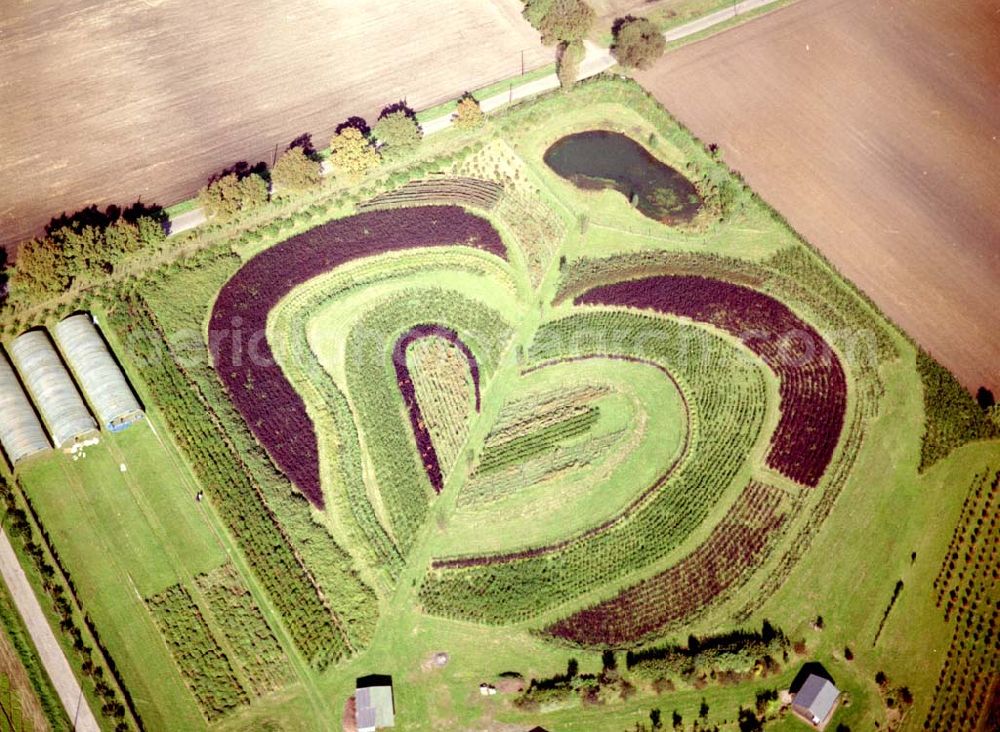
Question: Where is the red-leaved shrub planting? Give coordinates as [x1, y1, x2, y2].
[545, 481, 785, 646]
[393, 324, 481, 493]
[577, 275, 846, 487]
[209, 206, 505, 507]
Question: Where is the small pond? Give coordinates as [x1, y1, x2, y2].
[543, 130, 702, 224]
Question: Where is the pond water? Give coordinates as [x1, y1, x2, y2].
[543, 130, 702, 223]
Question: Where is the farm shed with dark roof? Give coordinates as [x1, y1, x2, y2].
[0, 347, 50, 464]
[10, 330, 97, 448]
[53, 314, 143, 431]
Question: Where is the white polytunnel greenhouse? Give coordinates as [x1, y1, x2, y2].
[53, 314, 143, 431]
[10, 329, 98, 449]
[0, 347, 50, 464]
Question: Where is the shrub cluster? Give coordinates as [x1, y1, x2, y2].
[146, 584, 248, 720]
[916, 349, 998, 470]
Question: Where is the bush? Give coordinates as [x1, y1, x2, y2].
[557, 40, 585, 88]
[329, 126, 380, 179]
[198, 172, 268, 220]
[612, 16, 666, 70]
[271, 147, 322, 192]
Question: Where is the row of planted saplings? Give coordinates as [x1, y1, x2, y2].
[0, 312, 144, 466]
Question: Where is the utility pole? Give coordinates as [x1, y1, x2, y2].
[521, 49, 525, 76]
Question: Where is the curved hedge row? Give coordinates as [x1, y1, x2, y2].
[267, 250, 517, 577]
[544, 481, 787, 647]
[344, 289, 512, 554]
[578, 275, 846, 487]
[394, 324, 481, 493]
[209, 206, 506, 507]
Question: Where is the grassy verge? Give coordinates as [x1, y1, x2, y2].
[163, 199, 198, 218]
[0, 574, 69, 731]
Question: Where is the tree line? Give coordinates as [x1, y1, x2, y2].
[4, 0, 676, 307]
[5, 93, 489, 306]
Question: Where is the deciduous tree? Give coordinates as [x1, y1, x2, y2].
[271, 147, 323, 191]
[611, 16, 666, 70]
[329, 126, 380, 179]
[453, 94, 485, 129]
[373, 107, 423, 157]
[524, 0, 595, 45]
[198, 172, 269, 219]
[557, 40, 585, 88]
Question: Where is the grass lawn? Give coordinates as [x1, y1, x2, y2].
[17, 423, 224, 730]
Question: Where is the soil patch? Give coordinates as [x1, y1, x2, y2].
[637, 0, 1000, 393]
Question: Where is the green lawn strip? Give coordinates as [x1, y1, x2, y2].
[106, 428, 226, 582]
[18, 455, 204, 731]
[163, 199, 197, 218]
[663, 0, 799, 52]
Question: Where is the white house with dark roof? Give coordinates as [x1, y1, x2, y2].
[792, 674, 840, 728]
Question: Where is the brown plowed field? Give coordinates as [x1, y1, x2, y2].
[638, 0, 1000, 394]
[0, 0, 548, 252]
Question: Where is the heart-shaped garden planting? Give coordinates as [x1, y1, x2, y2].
[210, 178, 847, 646]
[209, 205, 505, 508]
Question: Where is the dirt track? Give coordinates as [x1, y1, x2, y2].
[0, 0, 548, 252]
[638, 0, 1000, 394]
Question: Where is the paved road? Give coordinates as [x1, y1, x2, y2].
[167, 0, 784, 235]
[0, 529, 100, 732]
[167, 208, 207, 236]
